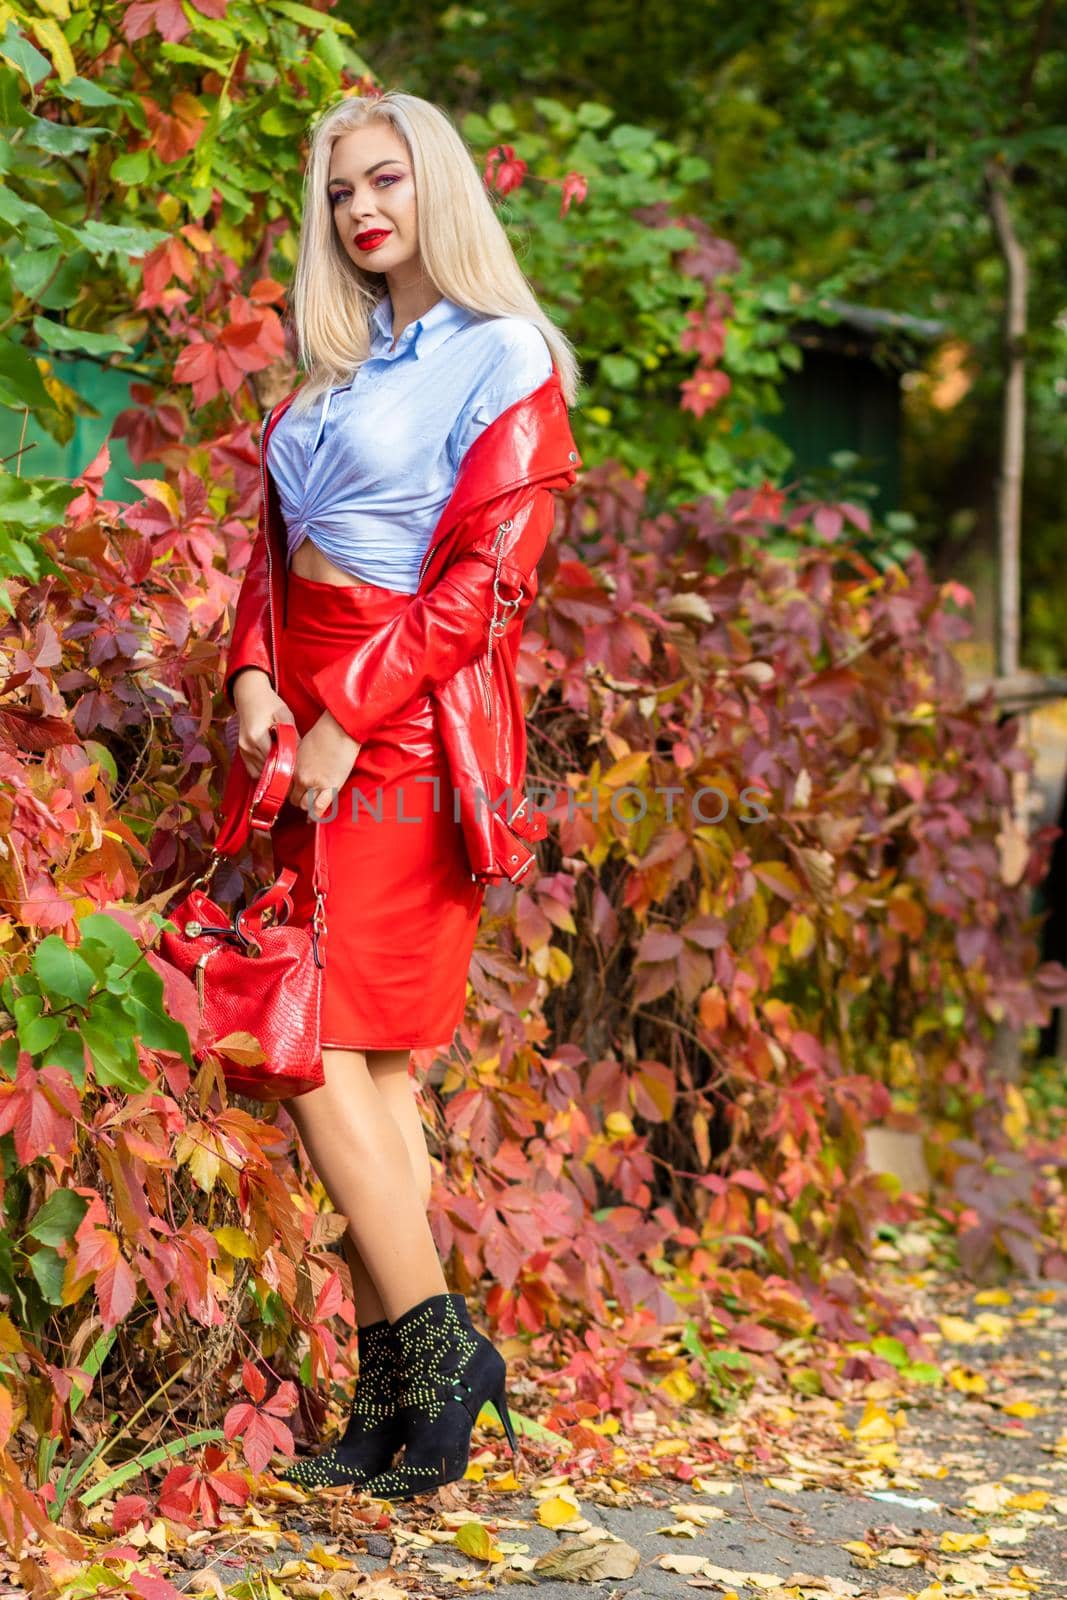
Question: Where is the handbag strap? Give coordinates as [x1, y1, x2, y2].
[207, 721, 330, 906]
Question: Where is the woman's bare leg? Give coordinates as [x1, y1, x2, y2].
[337, 1050, 434, 1324]
[284, 1046, 446, 1322]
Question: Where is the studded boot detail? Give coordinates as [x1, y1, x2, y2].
[359, 1291, 517, 1502]
[276, 1316, 400, 1490]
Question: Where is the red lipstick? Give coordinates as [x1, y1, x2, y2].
[355, 229, 391, 251]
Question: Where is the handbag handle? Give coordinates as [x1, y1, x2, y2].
[213, 721, 297, 857]
[248, 721, 298, 834]
[197, 722, 330, 958]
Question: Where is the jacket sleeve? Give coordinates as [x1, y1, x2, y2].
[309, 483, 557, 745]
[221, 525, 275, 707]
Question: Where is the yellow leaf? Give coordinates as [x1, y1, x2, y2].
[789, 913, 816, 960]
[1007, 1491, 1049, 1511]
[878, 1548, 922, 1567]
[454, 1521, 503, 1563]
[538, 1495, 582, 1528]
[214, 1227, 255, 1259]
[651, 1439, 685, 1457]
[940, 1531, 989, 1552]
[546, 945, 573, 985]
[974, 1288, 1013, 1306]
[462, 1461, 485, 1481]
[853, 1403, 895, 1440]
[605, 1111, 635, 1139]
[604, 751, 650, 787]
[843, 1542, 875, 1558]
[974, 1312, 1011, 1339]
[658, 1370, 698, 1405]
[937, 1315, 979, 1343]
[587, 1416, 620, 1435]
[29, 16, 75, 81]
[1002, 1083, 1029, 1143]
[967, 1482, 1016, 1513]
[656, 1523, 697, 1537]
[134, 476, 180, 520]
[1002, 1401, 1041, 1418]
[305, 1544, 355, 1570]
[948, 1366, 987, 1394]
[488, 1470, 521, 1491]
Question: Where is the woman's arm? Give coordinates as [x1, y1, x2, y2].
[222, 526, 275, 707]
[309, 483, 557, 746]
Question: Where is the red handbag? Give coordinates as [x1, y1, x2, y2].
[158, 722, 329, 1101]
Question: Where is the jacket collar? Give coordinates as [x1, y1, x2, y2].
[263, 368, 579, 547]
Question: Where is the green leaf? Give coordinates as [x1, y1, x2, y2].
[21, 1015, 61, 1055]
[32, 935, 96, 1007]
[870, 1336, 909, 1368]
[32, 316, 133, 356]
[576, 101, 614, 129]
[77, 913, 144, 973]
[111, 150, 150, 186]
[487, 102, 516, 133]
[77, 218, 169, 261]
[24, 119, 109, 156]
[127, 966, 194, 1065]
[81, 1019, 149, 1095]
[0, 339, 54, 409]
[28, 1245, 66, 1305]
[11, 245, 63, 299]
[55, 74, 123, 107]
[267, 0, 354, 33]
[600, 354, 641, 389]
[37, 1026, 87, 1089]
[0, 20, 51, 86]
[27, 1189, 88, 1248]
[259, 106, 305, 137]
[609, 124, 656, 150]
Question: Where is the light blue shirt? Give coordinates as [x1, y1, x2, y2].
[266, 292, 554, 593]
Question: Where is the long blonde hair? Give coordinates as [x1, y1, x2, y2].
[285, 90, 582, 417]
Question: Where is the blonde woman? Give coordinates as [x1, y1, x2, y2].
[222, 89, 582, 1500]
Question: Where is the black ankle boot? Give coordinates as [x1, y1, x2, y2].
[358, 1292, 517, 1502]
[276, 1317, 401, 1490]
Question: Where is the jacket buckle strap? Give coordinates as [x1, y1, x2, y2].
[481, 519, 519, 721]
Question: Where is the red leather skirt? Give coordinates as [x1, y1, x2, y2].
[270, 570, 485, 1052]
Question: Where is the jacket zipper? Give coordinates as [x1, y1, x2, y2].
[260, 404, 278, 677]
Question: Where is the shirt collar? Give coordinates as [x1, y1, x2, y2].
[369, 292, 476, 361]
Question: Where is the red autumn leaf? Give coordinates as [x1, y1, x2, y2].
[262, 1380, 298, 1419]
[241, 1358, 266, 1403]
[111, 1494, 151, 1534]
[96, 1250, 138, 1329]
[128, 1573, 185, 1600]
[313, 1269, 345, 1322]
[731, 1321, 781, 1353]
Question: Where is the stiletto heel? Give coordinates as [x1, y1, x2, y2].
[488, 1385, 517, 1453]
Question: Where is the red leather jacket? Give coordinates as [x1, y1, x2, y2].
[220, 369, 582, 886]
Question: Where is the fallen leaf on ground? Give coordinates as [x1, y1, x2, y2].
[533, 1535, 641, 1581]
[537, 1493, 585, 1528]
[454, 1520, 504, 1563]
[657, 1553, 709, 1574]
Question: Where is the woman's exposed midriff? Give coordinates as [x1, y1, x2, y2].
[290, 534, 381, 589]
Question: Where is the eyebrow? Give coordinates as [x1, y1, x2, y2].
[328, 160, 403, 186]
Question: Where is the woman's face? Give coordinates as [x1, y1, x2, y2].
[328, 122, 420, 281]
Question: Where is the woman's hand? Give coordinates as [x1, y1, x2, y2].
[290, 710, 362, 822]
[233, 669, 297, 780]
